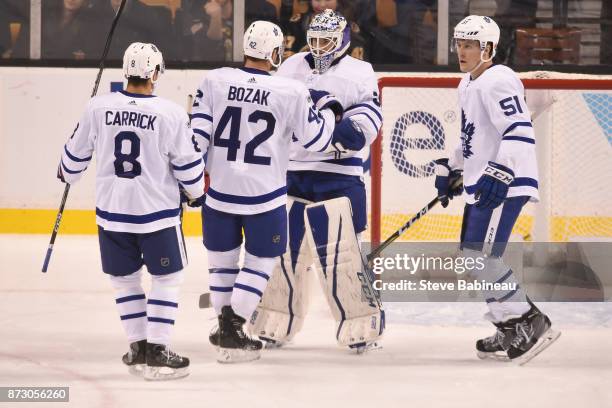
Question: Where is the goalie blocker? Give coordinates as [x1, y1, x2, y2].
[249, 197, 385, 349]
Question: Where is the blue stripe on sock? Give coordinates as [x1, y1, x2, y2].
[210, 268, 240, 274]
[233, 283, 263, 297]
[496, 270, 513, 284]
[210, 286, 233, 292]
[147, 317, 175, 325]
[116, 294, 145, 304]
[147, 299, 178, 308]
[120, 312, 147, 320]
[241, 268, 270, 281]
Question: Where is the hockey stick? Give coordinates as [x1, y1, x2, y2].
[42, 0, 128, 273]
[366, 176, 463, 265]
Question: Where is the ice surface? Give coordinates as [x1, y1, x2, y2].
[0, 235, 610, 408]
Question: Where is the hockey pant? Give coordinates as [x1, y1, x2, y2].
[250, 197, 385, 347]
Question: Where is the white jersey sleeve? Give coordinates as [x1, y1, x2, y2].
[61, 101, 95, 185]
[341, 64, 382, 146]
[191, 77, 213, 155]
[290, 84, 336, 153]
[167, 110, 206, 200]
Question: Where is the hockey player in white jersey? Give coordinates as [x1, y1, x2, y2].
[434, 16, 560, 365]
[57, 43, 204, 380]
[191, 21, 345, 363]
[249, 9, 385, 353]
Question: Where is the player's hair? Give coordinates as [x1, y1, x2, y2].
[126, 65, 160, 87]
[127, 76, 150, 87]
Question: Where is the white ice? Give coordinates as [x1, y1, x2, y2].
[1, 235, 611, 408]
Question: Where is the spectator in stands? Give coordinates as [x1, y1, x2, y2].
[284, 0, 368, 60]
[0, 0, 29, 58]
[246, 0, 279, 28]
[493, 0, 538, 64]
[180, 0, 232, 62]
[41, 0, 96, 59]
[367, 0, 437, 65]
[89, 0, 172, 60]
[601, 0, 611, 64]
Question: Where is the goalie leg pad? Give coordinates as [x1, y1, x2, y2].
[304, 197, 384, 347]
[249, 197, 312, 345]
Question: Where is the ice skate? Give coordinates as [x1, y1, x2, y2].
[476, 321, 514, 361]
[122, 339, 146, 377]
[507, 307, 561, 365]
[217, 306, 263, 363]
[144, 343, 190, 381]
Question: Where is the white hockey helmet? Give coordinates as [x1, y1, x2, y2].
[453, 15, 500, 62]
[307, 9, 351, 73]
[243, 20, 284, 68]
[122, 42, 165, 83]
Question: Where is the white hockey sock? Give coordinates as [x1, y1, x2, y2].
[109, 269, 147, 343]
[147, 271, 184, 346]
[231, 252, 277, 320]
[464, 249, 530, 321]
[208, 247, 241, 316]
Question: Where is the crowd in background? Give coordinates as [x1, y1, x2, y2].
[0, 0, 610, 66]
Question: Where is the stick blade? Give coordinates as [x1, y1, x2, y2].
[199, 293, 211, 309]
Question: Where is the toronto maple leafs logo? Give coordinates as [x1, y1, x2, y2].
[461, 109, 475, 158]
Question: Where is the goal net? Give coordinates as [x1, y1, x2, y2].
[368, 73, 612, 247]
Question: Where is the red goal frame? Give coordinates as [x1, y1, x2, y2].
[370, 76, 612, 247]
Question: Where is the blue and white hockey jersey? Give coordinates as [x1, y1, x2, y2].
[276, 52, 382, 177]
[191, 67, 336, 215]
[60, 90, 205, 233]
[451, 65, 539, 203]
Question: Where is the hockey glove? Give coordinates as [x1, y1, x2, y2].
[474, 161, 514, 209]
[57, 164, 66, 183]
[309, 89, 344, 121]
[434, 158, 463, 208]
[180, 188, 205, 208]
[331, 117, 366, 152]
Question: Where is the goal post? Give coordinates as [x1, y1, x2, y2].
[369, 74, 612, 248]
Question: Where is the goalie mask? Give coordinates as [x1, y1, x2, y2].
[452, 15, 500, 71]
[307, 9, 351, 74]
[243, 20, 284, 68]
[123, 42, 165, 83]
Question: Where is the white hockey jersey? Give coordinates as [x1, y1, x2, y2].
[191, 67, 336, 215]
[60, 90, 205, 233]
[276, 52, 382, 176]
[451, 65, 539, 204]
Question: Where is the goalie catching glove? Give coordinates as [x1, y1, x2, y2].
[434, 158, 463, 208]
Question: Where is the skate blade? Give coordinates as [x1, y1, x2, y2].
[127, 363, 146, 377]
[514, 328, 561, 366]
[263, 339, 285, 350]
[143, 366, 190, 381]
[476, 351, 510, 362]
[217, 347, 261, 364]
[353, 341, 383, 355]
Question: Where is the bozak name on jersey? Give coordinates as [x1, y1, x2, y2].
[190, 67, 336, 215]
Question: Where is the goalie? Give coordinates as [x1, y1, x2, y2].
[248, 9, 385, 353]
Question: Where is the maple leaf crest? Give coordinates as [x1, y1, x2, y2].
[461, 109, 475, 159]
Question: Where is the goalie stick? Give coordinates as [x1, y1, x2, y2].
[366, 176, 464, 265]
[42, 0, 128, 273]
